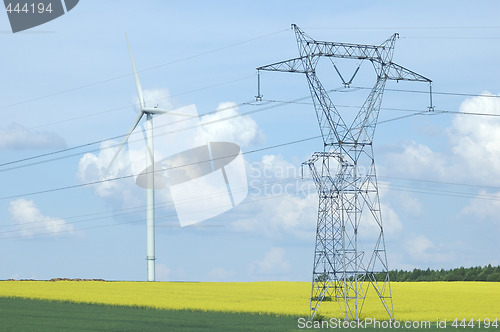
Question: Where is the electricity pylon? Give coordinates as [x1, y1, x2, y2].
[257, 25, 432, 320]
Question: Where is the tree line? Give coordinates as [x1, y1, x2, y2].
[375, 264, 500, 282]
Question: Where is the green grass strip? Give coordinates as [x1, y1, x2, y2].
[0, 296, 299, 331]
[0, 296, 497, 331]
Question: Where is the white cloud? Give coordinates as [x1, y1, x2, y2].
[78, 100, 262, 220]
[239, 154, 404, 241]
[155, 263, 171, 281]
[77, 140, 137, 200]
[77, 139, 148, 215]
[8, 198, 73, 237]
[232, 190, 317, 239]
[393, 192, 423, 217]
[250, 247, 290, 275]
[405, 235, 451, 263]
[449, 92, 500, 183]
[461, 190, 500, 223]
[9, 272, 39, 280]
[383, 92, 500, 185]
[367, 181, 404, 235]
[201, 102, 264, 147]
[0, 123, 66, 150]
[155, 264, 188, 281]
[383, 140, 447, 179]
[406, 235, 435, 260]
[227, 154, 317, 241]
[250, 154, 300, 180]
[134, 88, 175, 110]
[207, 267, 236, 282]
[357, 202, 403, 241]
[380, 204, 403, 235]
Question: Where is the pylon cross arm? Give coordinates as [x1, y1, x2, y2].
[257, 57, 308, 73]
[306, 41, 383, 60]
[382, 62, 432, 83]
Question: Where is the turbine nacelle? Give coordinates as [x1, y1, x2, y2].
[142, 107, 198, 118]
[142, 107, 167, 115]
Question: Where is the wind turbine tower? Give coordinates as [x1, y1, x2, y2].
[257, 25, 432, 320]
[103, 35, 195, 281]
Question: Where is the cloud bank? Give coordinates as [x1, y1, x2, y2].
[9, 198, 73, 237]
[0, 123, 66, 150]
[201, 102, 264, 147]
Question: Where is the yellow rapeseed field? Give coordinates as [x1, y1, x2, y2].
[0, 281, 498, 321]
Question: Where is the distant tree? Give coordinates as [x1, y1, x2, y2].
[445, 270, 462, 281]
[458, 267, 466, 280]
[486, 273, 500, 282]
[412, 268, 422, 281]
[315, 273, 329, 282]
[465, 267, 479, 281]
[338, 265, 500, 282]
[477, 270, 488, 281]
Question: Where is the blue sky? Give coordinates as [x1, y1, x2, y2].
[1, 1, 500, 282]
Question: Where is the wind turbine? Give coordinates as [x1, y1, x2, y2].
[102, 34, 195, 281]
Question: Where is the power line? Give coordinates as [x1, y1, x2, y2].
[0, 84, 498, 204]
[4, 165, 500, 234]
[3, 84, 499, 172]
[6, 172, 500, 240]
[354, 86, 500, 99]
[402, 36, 500, 40]
[379, 175, 500, 191]
[0, 29, 288, 112]
[0, 74, 255, 139]
[0, 103, 488, 175]
[0, 25, 496, 140]
[0, 99, 258, 169]
[304, 26, 500, 30]
[0, 177, 312, 239]
[379, 183, 500, 201]
[0, 135, 320, 201]
[2, 83, 493, 145]
[0, 176, 306, 234]
[436, 110, 500, 117]
[0, 88, 330, 171]
[4, 169, 500, 238]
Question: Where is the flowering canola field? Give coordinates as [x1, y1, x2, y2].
[0, 281, 498, 321]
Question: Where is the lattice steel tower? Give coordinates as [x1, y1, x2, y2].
[257, 25, 431, 320]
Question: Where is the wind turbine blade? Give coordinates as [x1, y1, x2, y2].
[125, 33, 146, 110]
[101, 111, 144, 180]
